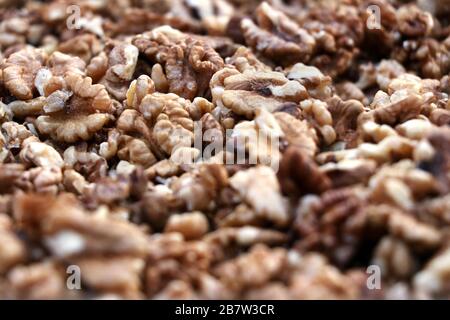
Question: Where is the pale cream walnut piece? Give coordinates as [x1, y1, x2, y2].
[19, 138, 64, 168]
[396, 118, 435, 140]
[116, 109, 161, 164]
[99, 129, 120, 160]
[144, 159, 182, 181]
[359, 120, 396, 144]
[387, 74, 441, 102]
[204, 226, 287, 249]
[118, 134, 158, 168]
[230, 108, 283, 169]
[126, 75, 156, 109]
[183, 0, 234, 35]
[0, 101, 13, 124]
[326, 97, 365, 146]
[116, 161, 137, 176]
[34, 51, 86, 96]
[36, 73, 114, 143]
[357, 136, 417, 164]
[137, 90, 212, 124]
[274, 112, 318, 157]
[286, 63, 333, 99]
[151, 63, 169, 93]
[100, 42, 139, 101]
[299, 99, 336, 145]
[45, 51, 86, 78]
[2, 47, 47, 100]
[357, 60, 407, 91]
[1, 121, 34, 150]
[63, 168, 89, 195]
[170, 164, 228, 211]
[369, 160, 439, 203]
[334, 81, 368, 104]
[0, 16, 29, 51]
[63, 144, 103, 171]
[214, 203, 265, 228]
[225, 46, 272, 73]
[320, 159, 377, 188]
[7, 97, 46, 117]
[170, 147, 200, 167]
[360, 95, 424, 134]
[164, 212, 209, 240]
[375, 60, 407, 91]
[135, 92, 213, 155]
[210, 67, 307, 119]
[229, 166, 289, 227]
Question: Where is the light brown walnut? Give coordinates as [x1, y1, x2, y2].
[36, 73, 114, 143]
[1, 47, 46, 100]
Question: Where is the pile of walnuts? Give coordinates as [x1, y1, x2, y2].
[0, 0, 450, 300]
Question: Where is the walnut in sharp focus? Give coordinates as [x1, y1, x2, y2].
[34, 51, 86, 97]
[35, 73, 114, 143]
[285, 63, 333, 100]
[133, 91, 213, 156]
[99, 42, 139, 101]
[133, 26, 224, 100]
[210, 66, 307, 119]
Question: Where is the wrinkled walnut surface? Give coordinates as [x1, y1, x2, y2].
[0, 0, 450, 301]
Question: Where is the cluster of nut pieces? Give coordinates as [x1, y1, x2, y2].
[0, 0, 450, 300]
